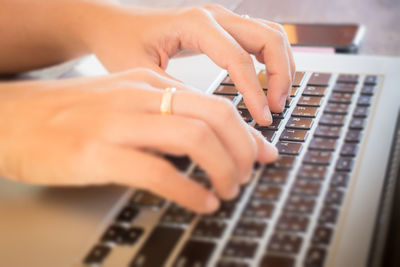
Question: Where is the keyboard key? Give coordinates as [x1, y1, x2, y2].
[122, 228, 144, 245]
[272, 108, 289, 119]
[337, 74, 359, 84]
[173, 240, 216, 267]
[328, 92, 353, 104]
[325, 189, 344, 206]
[270, 156, 297, 169]
[243, 199, 274, 219]
[364, 75, 378, 85]
[259, 129, 276, 142]
[221, 75, 234, 85]
[132, 226, 184, 267]
[280, 129, 309, 142]
[131, 191, 165, 209]
[84, 245, 111, 264]
[361, 85, 375, 96]
[330, 172, 349, 188]
[298, 165, 327, 180]
[292, 106, 319, 118]
[277, 213, 309, 232]
[314, 125, 342, 139]
[304, 247, 327, 267]
[233, 219, 267, 238]
[285, 195, 316, 214]
[319, 114, 346, 127]
[345, 130, 362, 143]
[260, 254, 294, 267]
[332, 83, 356, 94]
[312, 225, 333, 245]
[349, 117, 365, 130]
[323, 103, 349, 115]
[256, 118, 282, 131]
[290, 87, 300, 97]
[353, 106, 369, 118]
[276, 142, 303, 155]
[207, 201, 237, 219]
[238, 109, 253, 123]
[253, 184, 282, 201]
[161, 204, 195, 224]
[101, 225, 127, 244]
[340, 143, 358, 157]
[268, 233, 303, 254]
[165, 155, 192, 171]
[292, 179, 321, 197]
[357, 95, 373, 106]
[192, 219, 226, 238]
[293, 71, 306, 87]
[286, 117, 314, 130]
[260, 168, 290, 184]
[308, 73, 331, 86]
[319, 205, 338, 224]
[116, 206, 139, 223]
[297, 96, 323, 107]
[285, 98, 294, 108]
[303, 151, 333, 165]
[309, 137, 337, 151]
[214, 85, 238, 96]
[223, 239, 258, 259]
[336, 157, 354, 172]
[303, 86, 326, 96]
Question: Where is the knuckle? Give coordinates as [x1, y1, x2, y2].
[189, 120, 213, 145]
[233, 51, 253, 67]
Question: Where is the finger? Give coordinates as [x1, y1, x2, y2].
[81, 142, 220, 213]
[177, 8, 272, 125]
[100, 113, 239, 199]
[203, 5, 292, 113]
[248, 126, 279, 163]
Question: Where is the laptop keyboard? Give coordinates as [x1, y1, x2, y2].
[83, 70, 379, 267]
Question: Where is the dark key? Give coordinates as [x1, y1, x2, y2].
[303, 151, 332, 165]
[340, 143, 358, 157]
[161, 204, 195, 224]
[237, 98, 246, 109]
[286, 117, 314, 130]
[308, 73, 331, 86]
[332, 83, 356, 94]
[238, 109, 253, 123]
[165, 155, 192, 171]
[280, 129, 309, 142]
[233, 219, 267, 238]
[277, 213, 309, 232]
[312, 225, 333, 245]
[330, 172, 349, 188]
[102, 225, 126, 244]
[217, 260, 249, 267]
[131, 226, 184, 267]
[276, 142, 303, 155]
[319, 206, 338, 224]
[122, 227, 144, 245]
[336, 157, 354, 172]
[364, 75, 377, 85]
[297, 96, 323, 107]
[243, 199, 274, 219]
[325, 189, 344, 206]
[293, 71, 306, 87]
[260, 129, 276, 142]
[314, 125, 342, 139]
[270, 156, 296, 169]
[285, 195, 316, 214]
[272, 108, 289, 119]
[309, 137, 337, 151]
[173, 240, 216, 267]
[290, 87, 300, 97]
[268, 233, 303, 254]
[192, 219, 226, 238]
[304, 247, 327, 267]
[84, 245, 111, 264]
[292, 106, 319, 118]
[223, 239, 258, 259]
[298, 165, 327, 180]
[323, 103, 349, 115]
[357, 95, 373, 106]
[303, 86, 326, 96]
[337, 74, 359, 84]
[253, 184, 282, 201]
[328, 92, 353, 104]
[292, 179, 321, 197]
[353, 106, 369, 118]
[131, 191, 165, 209]
[116, 205, 139, 223]
[260, 254, 294, 267]
[349, 118, 365, 130]
[208, 201, 237, 219]
[285, 98, 294, 108]
[345, 130, 362, 143]
[319, 114, 346, 127]
[221, 75, 234, 85]
[256, 119, 282, 131]
[214, 85, 238, 96]
[260, 168, 290, 184]
[361, 85, 375, 96]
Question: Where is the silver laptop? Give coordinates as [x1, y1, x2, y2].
[0, 52, 399, 267]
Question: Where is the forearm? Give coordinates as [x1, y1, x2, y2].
[0, 0, 113, 74]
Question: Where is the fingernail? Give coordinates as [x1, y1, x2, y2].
[279, 95, 287, 110]
[264, 105, 273, 124]
[206, 194, 220, 212]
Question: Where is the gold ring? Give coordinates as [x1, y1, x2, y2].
[241, 14, 251, 19]
[160, 87, 176, 115]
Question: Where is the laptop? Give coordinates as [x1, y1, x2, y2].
[0, 52, 399, 267]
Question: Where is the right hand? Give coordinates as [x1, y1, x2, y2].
[0, 69, 277, 213]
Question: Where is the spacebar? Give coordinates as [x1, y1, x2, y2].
[130, 226, 184, 267]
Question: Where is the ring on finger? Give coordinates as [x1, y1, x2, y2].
[160, 87, 176, 115]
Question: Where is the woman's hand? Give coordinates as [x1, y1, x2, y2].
[80, 4, 295, 126]
[0, 69, 277, 213]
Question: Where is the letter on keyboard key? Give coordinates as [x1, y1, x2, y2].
[319, 114, 346, 127]
[303, 151, 332, 165]
[268, 233, 303, 254]
[361, 85, 375, 96]
[259, 129, 276, 142]
[131, 226, 183, 267]
[297, 96, 323, 107]
[314, 126, 342, 139]
[192, 219, 226, 238]
[336, 157, 354, 172]
[304, 247, 327, 267]
[269, 155, 297, 169]
[303, 86, 326, 96]
[280, 129, 309, 142]
[357, 95, 373, 106]
[332, 83, 356, 94]
[298, 165, 327, 180]
[286, 117, 314, 130]
[243, 199, 274, 218]
[349, 118, 365, 130]
[353, 106, 369, 118]
[309, 137, 337, 151]
[277, 213, 309, 232]
[308, 73, 331, 86]
[223, 239, 258, 259]
[345, 130, 362, 143]
[260, 254, 294, 267]
[173, 240, 216, 267]
[233, 219, 267, 238]
[292, 106, 319, 118]
[328, 92, 353, 104]
[276, 142, 303, 155]
[364, 75, 378, 85]
[84, 245, 111, 264]
[260, 168, 290, 184]
[337, 74, 359, 84]
[284, 195, 316, 214]
[324, 103, 349, 115]
[340, 143, 358, 157]
[312, 225, 333, 245]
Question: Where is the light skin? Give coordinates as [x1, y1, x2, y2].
[0, 0, 294, 213]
